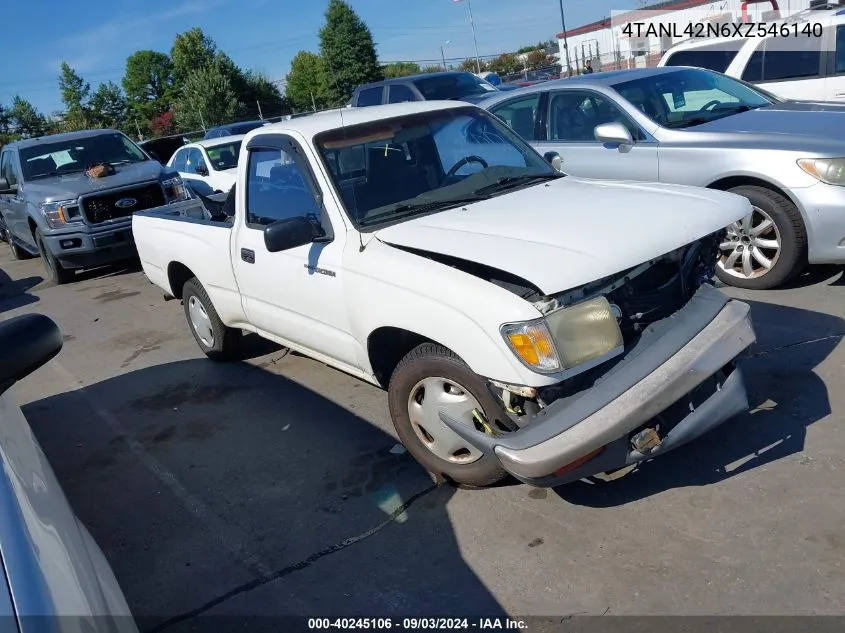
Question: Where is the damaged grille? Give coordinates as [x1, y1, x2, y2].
[81, 183, 166, 224]
[607, 232, 722, 342]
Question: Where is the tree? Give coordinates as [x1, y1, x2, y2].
[421, 64, 444, 74]
[285, 51, 330, 112]
[487, 53, 520, 76]
[458, 58, 482, 72]
[122, 50, 175, 130]
[319, 0, 382, 105]
[89, 81, 128, 130]
[525, 49, 556, 71]
[8, 97, 47, 138]
[239, 70, 289, 118]
[58, 62, 91, 130]
[382, 62, 421, 78]
[175, 64, 238, 131]
[150, 111, 176, 137]
[171, 27, 218, 87]
[0, 104, 15, 146]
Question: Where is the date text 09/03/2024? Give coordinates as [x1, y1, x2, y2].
[307, 618, 528, 630]
[621, 20, 822, 39]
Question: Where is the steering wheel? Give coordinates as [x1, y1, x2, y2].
[700, 100, 723, 112]
[445, 155, 489, 179]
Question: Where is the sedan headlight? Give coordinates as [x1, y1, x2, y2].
[502, 295, 624, 374]
[163, 176, 188, 202]
[797, 158, 845, 186]
[40, 200, 83, 229]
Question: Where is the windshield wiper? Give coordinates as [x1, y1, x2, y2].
[472, 173, 562, 196]
[361, 195, 490, 226]
[28, 169, 84, 180]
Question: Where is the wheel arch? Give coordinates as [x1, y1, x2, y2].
[366, 326, 450, 389]
[706, 175, 807, 227]
[166, 261, 197, 300]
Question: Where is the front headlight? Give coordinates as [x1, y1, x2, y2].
[40, 200, 83, 229]
[163, 176, 188, 202]
[502, 295, 624, 374]
[797, 158, 845, 186]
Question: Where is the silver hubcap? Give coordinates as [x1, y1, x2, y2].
[717, 206, 781, 280]
[188, 295, 215, 347]
[407, 377, 485, 464]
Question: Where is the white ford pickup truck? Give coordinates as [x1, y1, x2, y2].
[133, 101, 757, 488]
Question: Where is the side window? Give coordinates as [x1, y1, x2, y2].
[743, 37, 822, 82]
[186, 148, 207, 174]
[356, 87, 384, 107]
[246, 147, 322, 227]
[172, 149, 188, 171]
[835, 25, 845, 74]
[388, 84, 416, 104]
[489, 94, 541, 140]
[742, 46, 764, 82]
[663, 42, 743, 73]
[1, 152, 18, 186]
[548, 91, 643, 142]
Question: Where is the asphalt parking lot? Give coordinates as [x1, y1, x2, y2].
[1, 247, 845, 628]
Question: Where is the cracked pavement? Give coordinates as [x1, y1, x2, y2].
[1, 248, 844, 627]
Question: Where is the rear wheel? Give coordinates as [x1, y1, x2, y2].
[35, 229, 74, 284]
[387, 343, 510, 488]
[8, 237, 30, 260]
[715, 185, 806, 290]
[182, 277, 241, 361]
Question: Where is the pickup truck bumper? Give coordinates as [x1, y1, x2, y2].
[43, 221, 137, 270]
[439, 284, 756, 487]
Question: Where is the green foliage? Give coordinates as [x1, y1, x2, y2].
[525, 49, 556, 71]
[171, 27, 218, 87]
[285, 51, 330, 112]
[421, 64, 445, 74]
[487, 53, 520, 76]
[382, 62, 421, 78]
[458, 59, 482, 73]
[58, 62, 91, 129]
[89, 81, 128, 130]
[319, 0, 382, 105]
[175, 64, 238, 131]
[239, 70, 290, 118]
[122, 50, 175, 130]
[8, 96, 47, 138]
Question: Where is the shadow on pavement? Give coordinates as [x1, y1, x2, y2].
[778, 264, 844, 289]
[0, 266, 41, 314]
[555, 299, 843, 507]
[23, 358, 504, 629]
[72, 257, 144, 284]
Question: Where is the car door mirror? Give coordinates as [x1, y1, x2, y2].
[264, 216, 324, 252]
[0, 314, 63, 395]
[195, 163, 209, 176]
[543, 151, 563, 172]
[0, 177, 17, 194]
[594, 122, 634, 147]
[147, 150, 162, 163]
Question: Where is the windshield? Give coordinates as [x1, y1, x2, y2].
[315, 106, 559, 230]
[19, 132, 148, 180]
[612, 68, 774, 129]
[413, 74, 498, 101]
[206, 141, 242, 171]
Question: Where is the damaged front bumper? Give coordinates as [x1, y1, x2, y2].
[440, 284, 756, 487]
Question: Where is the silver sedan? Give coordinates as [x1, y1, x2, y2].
[478, 66, 845, 290]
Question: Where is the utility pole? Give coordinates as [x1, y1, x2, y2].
[463, 0, 482, 73]
[256, 100, 264, 119]
[558, 0, 573, 77]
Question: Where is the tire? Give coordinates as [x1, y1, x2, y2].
[9, 237, 31, 260]
[387, 343, 510, 488]
[35, 229, 74, 284]
[714, 185, 806, 290]
[181, 277, 241, 361]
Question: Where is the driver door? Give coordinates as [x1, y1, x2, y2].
[532, 89, 659, 182]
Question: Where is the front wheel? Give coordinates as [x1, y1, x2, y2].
[715, 185, 806, 290]
[182, 277, 241, 361]
[35, 229, 74, 284]
[387, 343, 511, 488]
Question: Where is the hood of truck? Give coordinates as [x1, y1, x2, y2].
[23, 161, 177, 203]
[376, 177, 750, 295]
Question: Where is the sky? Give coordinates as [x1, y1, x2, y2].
[1, 0, 638, 114]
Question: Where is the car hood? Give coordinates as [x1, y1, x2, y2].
[376, 177, 750, 295]
[692, 101, 845, 143]
[23, 161, 176, 202]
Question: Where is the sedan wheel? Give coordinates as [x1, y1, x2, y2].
[717, 206, 781, 281]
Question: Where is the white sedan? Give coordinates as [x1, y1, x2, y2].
[167, 135, 244, 195]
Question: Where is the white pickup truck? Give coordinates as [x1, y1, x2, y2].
[133, 101, 757, 488]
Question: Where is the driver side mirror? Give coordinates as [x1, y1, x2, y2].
[0, 314, 63, 395]
[543, 152, 563, 172]
[0, 177, 17, 194]
[195, 163, 209, 176]
[264, 216, 325, 253]
[594, 122, 634, 148]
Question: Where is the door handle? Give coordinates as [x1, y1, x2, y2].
[241, 248, 255, 264]
[835, 92, 845, 98]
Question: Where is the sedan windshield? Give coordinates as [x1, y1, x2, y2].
[413, 74, 498, 101]
[206, 141, 242, 171]
[612, 68, 774, 129]
[315, 106, 559, 230]
[19, 132, 147, 180]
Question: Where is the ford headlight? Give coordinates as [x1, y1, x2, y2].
[797, 158, 845, 186]
[40, 200, 83, 229]
[163, 176, 188, 202]
[501, 296, 624, 374]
